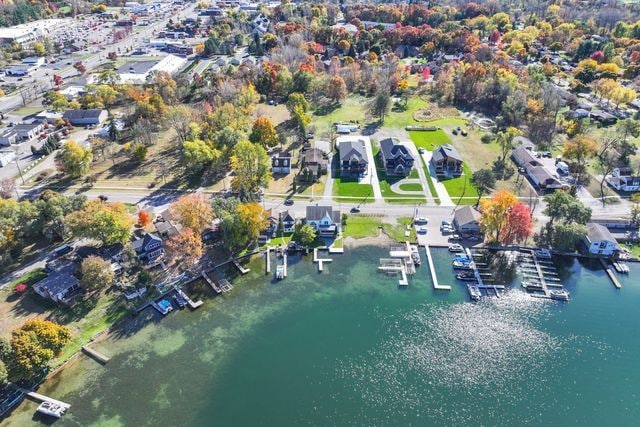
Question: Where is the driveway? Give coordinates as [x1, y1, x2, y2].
[360, 136, 383, 201]
[397, 139, 433, 203]
[420, 151, 454, 206]
[390, 178, 424, 195]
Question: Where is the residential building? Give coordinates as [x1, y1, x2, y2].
[132, 233, 164, 263]
[280, 211, 296, 233]
[33, 262, 80, 305]
[306, 205, 341, 236]
[272, 152, 292, 174]
[606, 167, 640, 192]
[511, 138, 564, 191]
[379, 138, 414, 176]
[431, 144, 462, 178]
[338, 138, 368, 177]
[300, 148, 328, 182]
[453, 206, 482, 235]
[59, 85, 86, 101]
[13, 122, 44, 141]
[262, 209, 279, 238]
[34, 110, 63, 124]
[583, 223, 619, 256]
[590, 110, 617, 126]
[62, 109, 108, 126]
[154, 211, 182, 240]
[0, 128, 17, 146]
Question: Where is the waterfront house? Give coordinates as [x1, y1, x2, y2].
[62, 109, 108, 126]
[306, 205, 341, 237]
[261, 209, 279, 239]
[511, 138, 564, 191]
[606, 167, 640, 192]
[431, 144, 462, 178]
[583, 223, 619, 256]
[154, 210, 182, 240]
[453, 206, 482, 235]
[300, 148, 328, 182]
[338, 138, 368, 177]
[271, 152, 292, 175]
[280, 210, 296, 233]
[379, 138, 415, 176]
[33, 261, 80, 305]
[132, 232, 164, 263]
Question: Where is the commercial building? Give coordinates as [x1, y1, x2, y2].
[62, 109, 108, 126]
[113, 54, 187, 84]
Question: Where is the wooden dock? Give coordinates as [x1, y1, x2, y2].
[81, 345, 110, 364]
[175, 286, 203, 309]
[424, 244, 450, 290]
[265, 247, 272, 274]
[599, 258, 622, 289]
[201, 271, 222, 294]
[232, 259, 250, 274]
[283, 252, 288, 278]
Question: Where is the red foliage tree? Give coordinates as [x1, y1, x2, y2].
[137, 211, 152, 228]
[53, 74, 64, 88]
[590, 50, 605, 63]
[499, 202, 533, 245]
[489, 30, 502, 45]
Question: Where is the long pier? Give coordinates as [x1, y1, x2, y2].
[81, 345, 110, 364]
[265, 247, 272, 274]
[283, 252, 288, 278]
[201, 271, 222, 294]
[599, 258, 622, 289]
[424, 244, 450, 290]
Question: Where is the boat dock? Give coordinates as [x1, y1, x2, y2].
[424, 244, 451, 290]
[378, 258, 409, 286]
[201, 271, 222, 294]
[612, 261, 629, 274]
[599, 258, 622, 289]
[218, 279, 234, 292]
[174, 286, 203, 309]
[18, 388, 70, 411]
[81, 345, 110, 364]
[232, 259, 250, 275]
[265, 247, 272, 274]
[313, 248, 332, 272]
[283, 252, 288, 277]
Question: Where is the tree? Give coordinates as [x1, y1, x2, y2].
[52, 74, 64, 88]
[296, 223, 316, 246]
[7, 319, 72, 381]
[236, 202, 268, 244]
[369, 90, 391, 123]
[55, 140, 93, 178]
[66, 200, 134, 245]
[137, 211, 152, 228]
[32, 191, 86, 242]
[80, 256, 114, 292]
[33, 42, 45, 56]
[169, 194, 213, 233]
[563, 135, 597, 188]
[0, 178, 16, 199]
[166, 105, 193, 144]
[286, 92, 309, 116]
[182, 139, 220, 171]
[249, 117, 279, 148]
[73, 61, 87, 74]
[630, 193, 640, 226]
[166, 228, 203, 266]
[499, 202, 532, 245]
[230, 141, 271, 197]
[470, 169, 495, 206]
[108, 118, 121, 141]
[479, 189, 518, 243]
[0, 360, 6, 385]
[551, 223, 588, 251]
[497, 127, 523, 162]
[327, 76, 347, 104]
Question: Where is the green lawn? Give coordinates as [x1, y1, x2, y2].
[333, 177, 374, 201]
[270, 233, 293, 246]
[409, 129, 452, 150]
[398, 182, 423, 192]
[440, 163, 479, 205]
[384, 217, 417, 242]
[343, 216, 383, 239]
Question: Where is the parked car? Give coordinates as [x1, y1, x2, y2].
[98, 195, 108, 202]
[350, 207, 361, 213]
[51, 244, 73, 258]
[417, 227, 428, 234]
[449, 234, 462, 241]
[415, 216, 428, 224]
[468, 235, 481, 242]
[283, 199, 294, 206]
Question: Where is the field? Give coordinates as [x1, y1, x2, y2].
[333, 177, 374, 201]
[343, 216, 383, 239]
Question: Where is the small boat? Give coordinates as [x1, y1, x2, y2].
[534, 248, 552, 259]
[275, 265, 285, 280]
[173, 293, 187, 309]
[448, 244, 464, 253]
[453, 260, 474, 270]
[453, 255, 471, 261]
[467, 284, 481, 301]
[549, 290, 570, 301]
[410, 245, 421, 266]
[521, 280, 544, 289]
[157, 299, 173, 315]
[36, 402, 67, 418]
[456, 272, 477, 281]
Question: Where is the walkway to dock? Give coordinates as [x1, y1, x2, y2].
[17, 388, 70, 410]
[283, 252, 288, 278]
[81, 345, 110, 364]
[423, 244, 450, 290]
[265, 246, 272, 274]
[201, 271, 222, 294]
[599, 258, 622, 289]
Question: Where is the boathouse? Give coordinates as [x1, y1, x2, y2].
[583, 222, 619, 256]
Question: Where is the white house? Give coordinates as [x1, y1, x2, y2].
[13, 122, 44, 141]
[453, 206, 482, 235]
[583, 223, 619, 256]
[0, 128, 17, 146]
[271, 153, 292, 174]
[62, 109, 108, 126]
[606, 167, 640, 192]
[306, 205, 341, 237]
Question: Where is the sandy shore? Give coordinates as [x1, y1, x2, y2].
[344, 232, 395, 248]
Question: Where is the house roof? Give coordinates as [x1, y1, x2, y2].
[281, 210, 295, 223]
[62, 109, 105, 120]
[339, 139, 367, 163]
[432, 144, 462, 163]
[13, 122, 41, 132]
[0, 128, 17, 137]
[380, 138, 414, 162]
[454, 206, 481, 226]
[586, 222, 618, 244]
[303, 148, 326, 164]
[306, 205, 341, 224]
[34, 264, 79, 298]
[512, 144, 538, 167]
[132, 232, 162, 253]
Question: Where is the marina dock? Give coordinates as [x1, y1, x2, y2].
[313, 248, 333, 272]
[201, 271, 222, 294]
[283, 252, 288, 277]
[265, 246, 272, 274]
[81, 345, 110, 364]
[424, 244, 450, 290]
[599, 258, 622, 289]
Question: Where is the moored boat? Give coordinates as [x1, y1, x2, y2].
[456, 272, 477, 281]
[467, 284, 481, 301]
[410, 245, 421, 266]
[534, 248, 552, 259]
[452, 260, 474, 270]
[275, 265, 285, 280]
[549, 290, 570, 301]
[36, 402, 67, 418]
[448, 244, 464, 253]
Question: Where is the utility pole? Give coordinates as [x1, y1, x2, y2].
[14, 158, 25, 185]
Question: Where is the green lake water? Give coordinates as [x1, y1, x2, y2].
[3, 246, 640, 426]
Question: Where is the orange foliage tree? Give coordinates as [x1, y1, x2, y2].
[479, 189, 518, 243]
[137, 211, 152, 228]
[168, 194, 213, 233]
[166, 228, 203, 266]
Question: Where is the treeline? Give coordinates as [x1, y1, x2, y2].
[0, 0, 53, 27]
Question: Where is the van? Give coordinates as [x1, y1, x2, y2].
[52, 244, 73, 258]
[557, 161, 569, 175]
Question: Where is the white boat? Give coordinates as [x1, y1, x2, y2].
[534, 248, 552, 259]
[275, 265, 284, 280]
[36, 401, 67, 418]
[521, 280, 543, 289]
[467, 284, 481, 301]
[452, 260, 474, 270]
[410, 245, 421, 265]
[448, 244, 464, 253]
[549, 290, 570, 301]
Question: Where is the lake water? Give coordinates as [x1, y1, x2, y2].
[3, 246, 640, 426]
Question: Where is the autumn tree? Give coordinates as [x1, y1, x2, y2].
[237, 202, 268, 244]
[536, 191, 592, 250]
[169, 194, 213, 233]
[166, 228, 203, 266]
[7, 319, 72, 381]
[0, 178, 16, 199]
[470, 169, 496, 206]
[499, 202, 532, 245]
[249, 117, 280, 148]
[166, 105, 193, 144]
[479, 189, 518, 243]
[213, 198, 267, 250]
[182, 139, 221, 172]
[80, 256, 115, 292]
[563, 135, 597, 188]
[137, 211, 152, 228]
[230, 141, 271, 198]
[327, 76, 347, 104]
[55, 140, 93, 178]
[66, 200, 134, 245]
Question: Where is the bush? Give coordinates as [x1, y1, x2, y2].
[481, 134, 493, 144]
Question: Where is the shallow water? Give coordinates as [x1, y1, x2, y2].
[4, 247, 640, 426]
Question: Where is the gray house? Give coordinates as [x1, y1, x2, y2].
[33, 262, 81, 305]
[583, 223, 619, 256]
[431, 144, 462, 178]
[306, 205, 341, 236]
[62, 109, 108, 126]
[453, 206, 482, 235]
[339, 139, 368, 177]
[0, 128, 17, 146]
[379, 138, 414, 176]
[132, 232, 164, 263]
[272, 152, 292, 174]
[13, 121, 44, 141]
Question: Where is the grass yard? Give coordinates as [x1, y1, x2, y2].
[379, 177, 426, 204]
[4, 268, 48, 289]
[440, 163, 479, 205]
[333, 177, 374, 201]
[384, 217, 417, 242]
[343, 216, 383, 239]
[270, 234, 293, 247]
[409, 129, 452, 150]
[398, 182, 423, 192]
